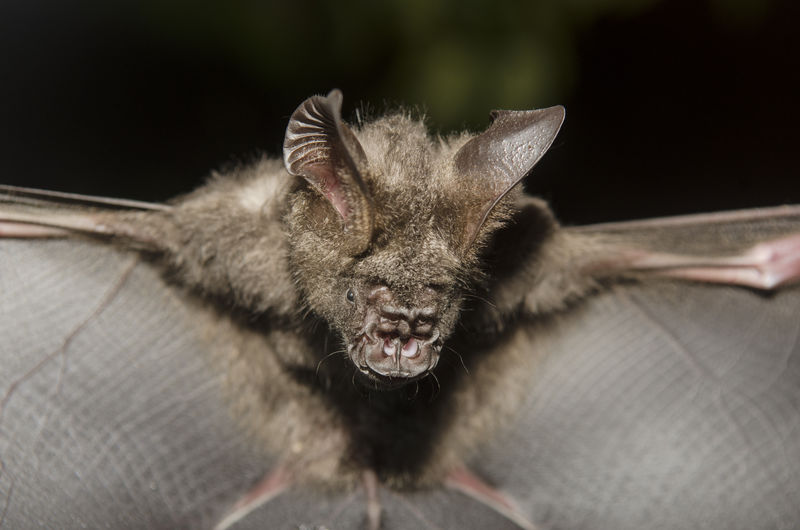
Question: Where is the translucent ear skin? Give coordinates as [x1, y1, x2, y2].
[455, 106, 565, 250]
[283, 94, 563, 256]
[283, 89, 374, 255]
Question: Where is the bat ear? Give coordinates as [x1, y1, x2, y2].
[454, 106, 565, 251]
[283, 89, 375, 255]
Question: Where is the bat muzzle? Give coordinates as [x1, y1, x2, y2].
[350, 285, 445, 384]
[357, 331, 441, 381]
[351, 324, 442, 385]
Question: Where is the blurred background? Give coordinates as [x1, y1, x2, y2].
[1, 0, 797, 224]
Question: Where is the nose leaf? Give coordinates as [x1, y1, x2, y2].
[382, 339, 397, 357]
[401, 338, 419, 358]
[357, 288, 442, 381]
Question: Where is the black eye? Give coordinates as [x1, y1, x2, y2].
[346, 289, 355, 303]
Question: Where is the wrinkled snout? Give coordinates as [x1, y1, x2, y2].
[363, 310, 441, 379]
[352, 287, 443, 382]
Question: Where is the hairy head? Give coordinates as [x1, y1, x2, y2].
[283, 90, 563, 388]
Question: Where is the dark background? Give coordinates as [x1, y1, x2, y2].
[1, 0, 798, 225]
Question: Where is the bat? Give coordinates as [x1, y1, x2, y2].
[1, 89, 799, 530]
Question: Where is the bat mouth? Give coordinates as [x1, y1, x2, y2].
[349, 330, 442, 387]
[355, 370, 427, 390]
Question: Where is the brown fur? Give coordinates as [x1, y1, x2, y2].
[2, 91, 599, 487]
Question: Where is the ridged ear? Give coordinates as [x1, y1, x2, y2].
[454, 106, 565, 251]
[283, 89, 374, 255]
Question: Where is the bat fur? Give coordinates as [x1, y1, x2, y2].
[2, 89, 799, 508]
[112, 92, 586, 488]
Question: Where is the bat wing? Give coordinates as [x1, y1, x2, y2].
[0, 210, 546, 529]
[218, 485, 532, 529]
[227, 287, 800, 530]
[573, 205, 800, 289]
[461, 206, 800, 530]
[213, 207, 800, 529]
[0, 237, 273, 528]
[3, 200, 800, 530]
[474, 280, 800, 530]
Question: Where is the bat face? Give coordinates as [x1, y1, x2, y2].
[284, 138, 469, 387]
[285, 203, 464, 387]
[3, 86, 800, 530]
[338, 265, 454, 384]
[282, 90, 565, 388]
[343, 223, 468, 385]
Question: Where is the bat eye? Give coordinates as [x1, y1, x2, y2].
[346, 288, 355, 303]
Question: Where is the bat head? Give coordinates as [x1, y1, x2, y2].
[283, 90, 564, 388]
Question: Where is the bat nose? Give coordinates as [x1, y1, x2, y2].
[357, 291, 441, 381]
[364, 335, 438, 379]
[365, 337, 435, 379]
[381, 336, 419, 359]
